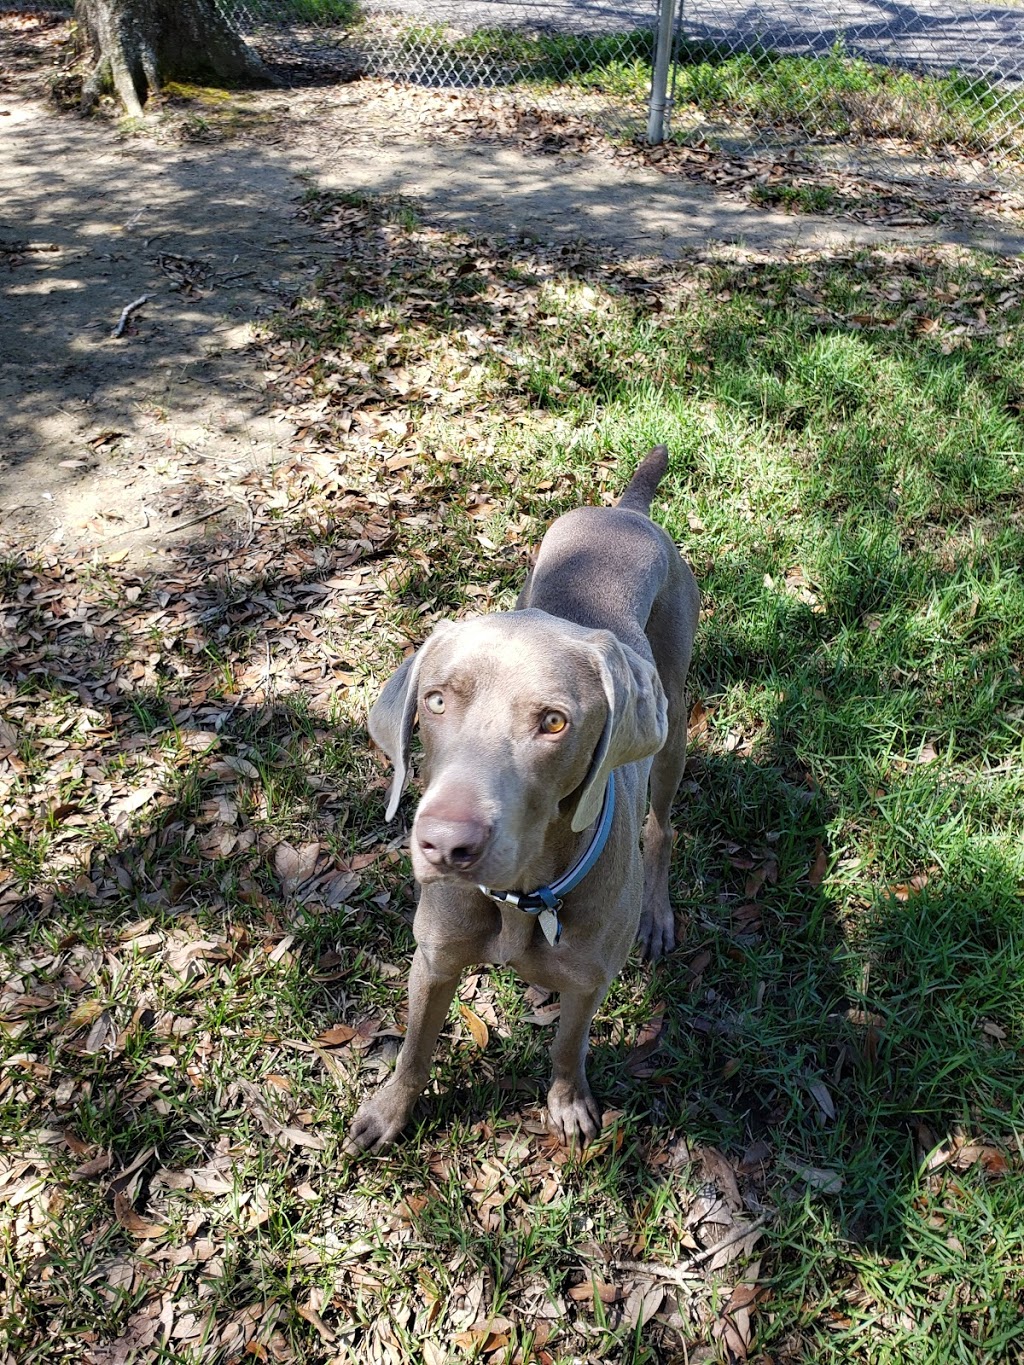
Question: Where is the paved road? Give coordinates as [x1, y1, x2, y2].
[360, 0, 1024, 82]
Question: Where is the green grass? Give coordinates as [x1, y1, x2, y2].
[391, 23, 656, 99]
[750, 182, 844, 213]
[2, 198, 1024, 1361]
[668, 41, 1024, 150]
[257, 0, 359, 22]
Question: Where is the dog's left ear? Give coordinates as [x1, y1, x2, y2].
[572, 634, 668, 832]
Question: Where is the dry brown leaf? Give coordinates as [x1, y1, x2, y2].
[63, 998, 106, 1033]
[806, 840, 829, 889]
[295, 1305, 335, 1343]
[737, 1140, 771, 1176]
[780, 1157, 843, 1192]
[925, 1135, 1010, 1177]
[451, 1327, 506, 1352]
[890, 872, 930, 901]
[567, 1279, 622, 1305]
[70, 1151, 113, 1181]
[712, 1267, 762, 1363]
[622, 1281, 664, 1330]
[523, 1002, 561, 1026]
[83, 1010, 113, 1054]
[280, 1125, 327, 1152]
[806, 1078, 836, 1122]
[625, 1005, 666, 1074]
[701, 1146, 743, 1211]
[274, 840, 320, 895]
[113, 1191, 167, 1239]
[108, 785, 164, 830]
[687, 698, 709, 739]
[459, 1002, 490, 1050]
[316, 1023, 358, 1047]
[687, 949, 712, 982]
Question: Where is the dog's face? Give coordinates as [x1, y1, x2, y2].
[369, 609, 667, 890]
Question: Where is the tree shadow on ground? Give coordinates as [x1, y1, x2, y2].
[3, 54, 1024, 1358]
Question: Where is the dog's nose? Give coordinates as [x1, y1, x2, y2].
[415, 812, 491, 871]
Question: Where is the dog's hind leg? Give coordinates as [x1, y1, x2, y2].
[638, 712, 687, 960]
[638, 573, 698, 960]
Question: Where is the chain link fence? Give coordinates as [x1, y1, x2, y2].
[210, 0, 1024, 184]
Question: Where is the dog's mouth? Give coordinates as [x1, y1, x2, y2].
[412, 851, 484, 883]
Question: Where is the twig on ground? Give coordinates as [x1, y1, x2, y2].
[165, 504, 229, 534]
[232, 494, 255, 549]
[112, 294, 150, 339]
[103, 503, 152, 541]
[0, 240, 59, 255]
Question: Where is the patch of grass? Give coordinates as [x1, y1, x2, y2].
[374, 23, 1024, 154]
[3, 202, 1024, 1362]
[275, 0, 359, 22]
[750, 181, 843, 213]
[390, 22, 654, 97]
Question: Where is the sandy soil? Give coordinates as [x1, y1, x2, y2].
[3, 14, 1024, 568]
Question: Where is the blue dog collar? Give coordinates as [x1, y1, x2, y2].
[478, 771, 617, 946]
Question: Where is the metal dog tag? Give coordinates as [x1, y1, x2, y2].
[539, 908, 561, 946]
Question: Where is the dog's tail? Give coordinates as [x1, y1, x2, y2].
[616, 444, 669, 515]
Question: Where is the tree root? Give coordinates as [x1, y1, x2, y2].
[74, 0, 275, 117]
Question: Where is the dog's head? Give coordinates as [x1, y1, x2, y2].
[368, 609, 667, 889]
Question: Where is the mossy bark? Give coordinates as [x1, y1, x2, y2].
[74, 0, 275, 117]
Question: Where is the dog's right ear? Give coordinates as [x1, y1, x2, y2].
[368, 624, 452, 820]
[368, 652, 423, 821]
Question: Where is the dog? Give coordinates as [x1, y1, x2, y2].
[344, 446, 700, 1153]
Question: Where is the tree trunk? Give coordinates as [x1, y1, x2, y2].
[74, 0, 275, 117]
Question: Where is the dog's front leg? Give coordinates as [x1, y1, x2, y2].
[344, 944, 461, 1154]
[545, 984, 605, 1146]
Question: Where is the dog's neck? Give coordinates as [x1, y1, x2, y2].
[478, 774, 617, 946]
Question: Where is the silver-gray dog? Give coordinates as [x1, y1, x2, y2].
[345, 446, 700, 1153]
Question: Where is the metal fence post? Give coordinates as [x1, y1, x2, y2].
[646, 0, 676, 145]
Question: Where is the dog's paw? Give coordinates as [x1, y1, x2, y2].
[342, 1086, 415, 1157]
[545, 1078, 602, 1148]
[638, 897, 675, 961]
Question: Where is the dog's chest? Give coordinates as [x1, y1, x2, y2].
[472, 905, 607, 995]
[482, 906, 542, 968]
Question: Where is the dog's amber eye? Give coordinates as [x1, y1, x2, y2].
[423, 691, 445, 715]
[540, 710, 567, 734]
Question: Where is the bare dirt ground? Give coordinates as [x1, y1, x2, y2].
[4, 10, 1024, 570]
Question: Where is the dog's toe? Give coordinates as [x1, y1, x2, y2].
[638, 901, 675, 961]
[343, 1085, 415, 1157]
[546, 1079, 602, 1148]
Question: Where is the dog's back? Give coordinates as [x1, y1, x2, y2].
[517, 445, 695, 662]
